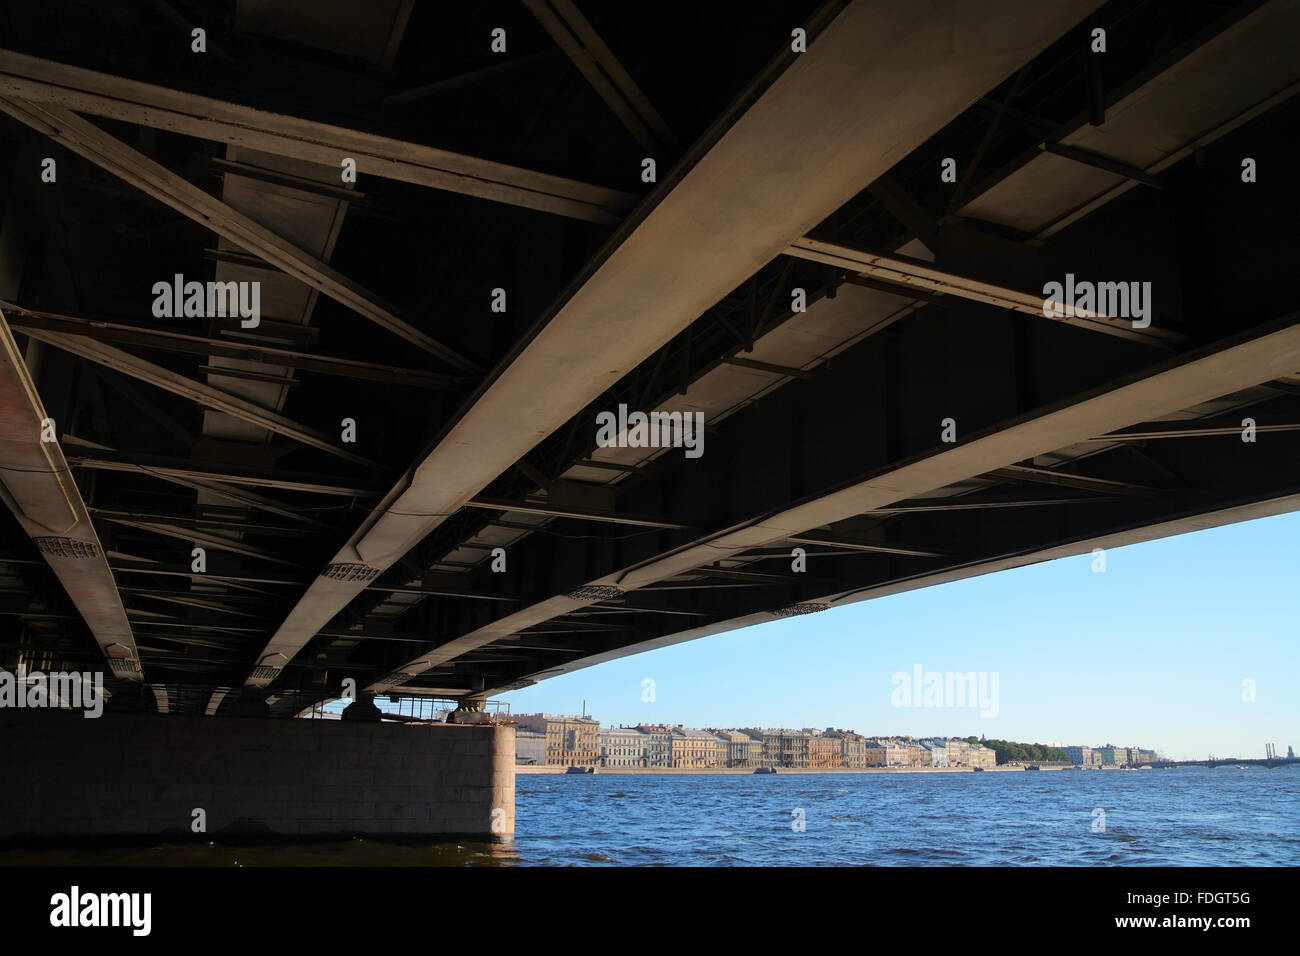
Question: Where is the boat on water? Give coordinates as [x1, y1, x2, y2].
[564, 765, 596, 774]
[1025, 765, 1041, 771]
[972, 766, 985, 772]
[753, 767, 777, 774]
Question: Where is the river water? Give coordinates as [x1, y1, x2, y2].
[3, 767, 1297, 866]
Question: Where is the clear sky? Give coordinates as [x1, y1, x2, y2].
[497, 511, 1300, 761]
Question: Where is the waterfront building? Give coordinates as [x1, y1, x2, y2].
[741, 728, 811, 768]
[711, 733, 730, 767]
[514, 713, 600, 766]
[777, 730, 812, 768]
[968, 743, 996, 769]
[809, 732, 842, 769]
[742, 729, 776, 768]
[919, 740, 948, 767]
[746, 729, 781, 767]
[1064, 745, 1092, 767]
[1096, 745, 1123, 766]
[669, 726, 718, 767]
[946, 738, 972, 767]
[600, 726, 649, 767]
[635, 725, 673, 767]
[516, 729, 546, 766]
[716, 730, 759, 768]
[863, 741, 887, 766]
[881, 741, 912, 767]
[825, 729, 867, 769]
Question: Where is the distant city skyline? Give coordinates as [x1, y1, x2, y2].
[499, 512, 1300, 762]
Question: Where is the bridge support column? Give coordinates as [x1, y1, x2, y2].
[0, 711, 515, 841]
[447, 697, 491, 725]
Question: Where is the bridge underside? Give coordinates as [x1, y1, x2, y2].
[2, 0, 1299, 717]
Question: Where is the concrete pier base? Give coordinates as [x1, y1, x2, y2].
[0, 712, 514, 840]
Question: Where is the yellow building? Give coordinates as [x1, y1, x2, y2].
[514, 713, 599, 766]
[968, 743, 997, 769]
[669, 727, 718, 767]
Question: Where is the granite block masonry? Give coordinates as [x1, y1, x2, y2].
[0, 711, 514, 840]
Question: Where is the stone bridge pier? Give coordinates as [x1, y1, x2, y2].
[0, 711, 514, 841]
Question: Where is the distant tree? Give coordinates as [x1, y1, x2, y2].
[973, 739, 1067, 764]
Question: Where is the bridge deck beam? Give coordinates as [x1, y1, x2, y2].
[374, 315, 1300, 692]
[254, 0, 1104, 692]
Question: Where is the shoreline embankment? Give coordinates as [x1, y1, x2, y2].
[515, 764, 1120, 775]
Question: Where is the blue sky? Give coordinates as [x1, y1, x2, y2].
[497, 511, 1300, 761]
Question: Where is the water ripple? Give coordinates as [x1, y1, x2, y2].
[507, 768, 1300, 866]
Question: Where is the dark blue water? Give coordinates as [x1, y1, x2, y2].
[509, 768, 1300, 866]
[4, 768, 1296, 866]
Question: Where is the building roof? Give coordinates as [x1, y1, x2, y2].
[673, 727, 717, 739]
